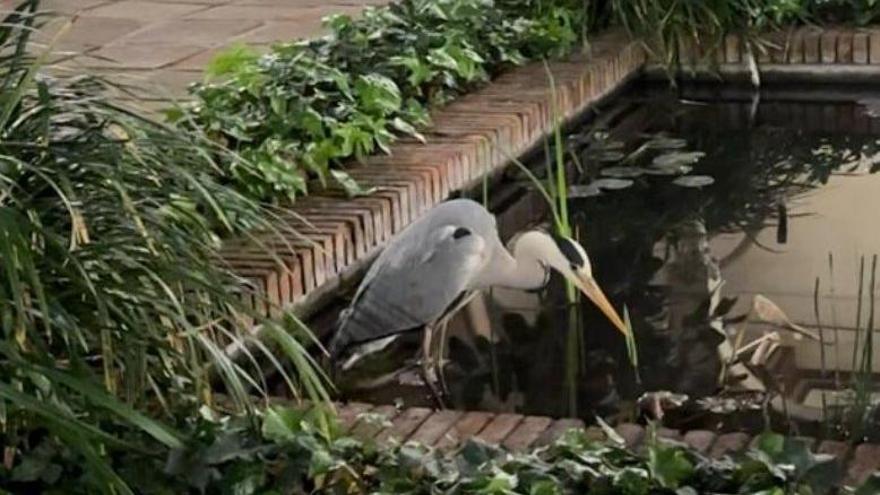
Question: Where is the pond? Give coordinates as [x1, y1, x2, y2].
[335, 81, 880, 441]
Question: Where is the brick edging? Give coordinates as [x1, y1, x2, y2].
[220, 30, 646, 326]
[647, 26, 880, 80]
[336, 402, 880, 487]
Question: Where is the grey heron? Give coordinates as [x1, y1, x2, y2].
[328, 198, 629, 399]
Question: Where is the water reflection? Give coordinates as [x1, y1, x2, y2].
[344, 87, 880, 438]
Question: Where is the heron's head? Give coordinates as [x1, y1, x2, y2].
[515, 230, 629, 337]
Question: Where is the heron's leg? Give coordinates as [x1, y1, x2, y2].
[420, 324, 446, 408]
[436, 319, 451, 397]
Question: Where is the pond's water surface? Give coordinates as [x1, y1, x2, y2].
[341, 83, 880, 439]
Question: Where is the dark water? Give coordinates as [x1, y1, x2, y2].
[342, 83, 880, 437]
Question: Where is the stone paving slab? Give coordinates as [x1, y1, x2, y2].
[25, 0, 390, 98]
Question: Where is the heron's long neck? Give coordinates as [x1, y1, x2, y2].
[479, 244, 548, 291]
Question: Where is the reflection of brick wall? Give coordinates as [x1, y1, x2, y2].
[671, 101, 880, 135]
[222, 32, 647, 321]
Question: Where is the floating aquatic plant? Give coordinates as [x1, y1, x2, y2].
[601, 166, 648, 178]
[672, 175, 715, 187]
[653, 151, 706, 168]
[593, 178, 635, 190]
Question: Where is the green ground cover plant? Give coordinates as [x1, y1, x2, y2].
[174, 0, 586, 202]
[7, 402, 880, 494]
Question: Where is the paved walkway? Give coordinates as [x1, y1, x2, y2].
[33, 0, 389, 99]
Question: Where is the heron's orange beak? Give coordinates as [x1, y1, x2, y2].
[570, 274, 629, 337]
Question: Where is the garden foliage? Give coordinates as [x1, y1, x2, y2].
[7, 404, 878, 494]
[175, 0, 586, 202]
[0, 3, 326, 492]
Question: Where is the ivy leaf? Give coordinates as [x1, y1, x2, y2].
[293, 107, 325, 138]
[205, 43, 260, 79]
[857, 473, 880, 495]
[354, 74, 402, 114]
[333, 123, 373, 158]
[427, 46, 459, 71]
[529, 480, 560, 495]
[391, 54, 434, 87]
[262, 406, 305, 443]
[330, 169, 376, 197]
[391, 117, 425, 142]
[648, 444, 694, 488]
[613, 467, 651, 495]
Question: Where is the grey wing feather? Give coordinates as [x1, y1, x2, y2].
[330, 199, 495, 355]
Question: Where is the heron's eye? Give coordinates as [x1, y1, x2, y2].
[570, 263, 579, 271]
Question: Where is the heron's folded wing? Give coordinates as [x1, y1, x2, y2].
[336, 225, 486, 347]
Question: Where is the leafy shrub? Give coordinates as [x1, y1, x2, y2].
[175, 0, 585, 203]
[0, 3, 327, 492]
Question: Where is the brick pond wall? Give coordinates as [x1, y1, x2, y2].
[220, 31, 646, 322]
[336, 402, 880, 487]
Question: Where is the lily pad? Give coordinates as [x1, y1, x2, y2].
[644, 165, 692, 176]
[653, 151, 705, 168]
[592, 178, 634, 190]
[672, 175, 715, 188]
[644, 136, 687, 149]
[591, 150, 626, 162]
[600, 166, 646, 178]
[569, 183, 602, 198]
